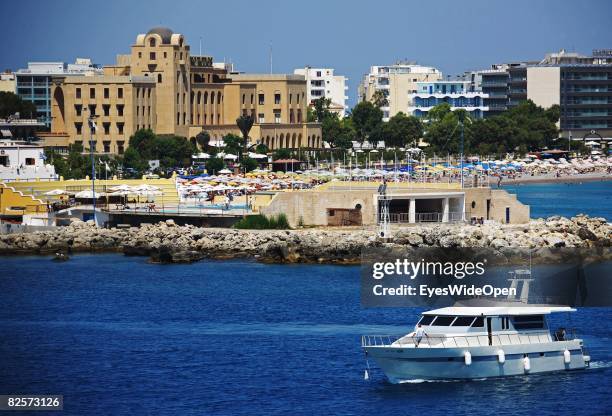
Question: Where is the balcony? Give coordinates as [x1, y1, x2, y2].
[481, 82, 508, 88]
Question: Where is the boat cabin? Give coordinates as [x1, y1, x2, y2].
[415, 306, 575, 338]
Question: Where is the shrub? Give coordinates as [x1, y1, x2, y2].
[233, 213, 291, 229]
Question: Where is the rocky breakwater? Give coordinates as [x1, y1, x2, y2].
[0, 215, 610, 263]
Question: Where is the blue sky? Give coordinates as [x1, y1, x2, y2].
[1, 0, 611, 106]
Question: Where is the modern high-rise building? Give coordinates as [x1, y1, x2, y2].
[15, 59, 102, 127]
[293, 67, 348, 117]
[408, 80, 489, 119]
[358, 62, 442, 121]
[42, 27, 321, 154]
[475, 49, 612, 140]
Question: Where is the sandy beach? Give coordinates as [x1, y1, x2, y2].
[498, 172, 612, 185]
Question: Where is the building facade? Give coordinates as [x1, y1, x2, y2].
[293, 67, 349, 117]
[16, 59, 102, 127]
[408, 81, 489, 119]
[473, 50, 612, 139]
[358, 63, 442, 121]
[44, 27, 321, 154]
[480, 67, 509, 117]
[0, 72, 16, 93]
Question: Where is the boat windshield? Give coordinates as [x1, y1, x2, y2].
[419, 315, 485, 327]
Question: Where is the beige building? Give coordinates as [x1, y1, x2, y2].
[261, 183, 530, 227]
[43, 27, 321, 154]
[0, 72, 16, 93]
[358, 63, 442, 121]
[526, 66, 561, 109]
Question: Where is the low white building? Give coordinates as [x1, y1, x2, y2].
[0, 138, 57, 181]
[294, 67, 348, 117]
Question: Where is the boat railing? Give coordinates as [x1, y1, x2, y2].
[361, 331, 565, 348]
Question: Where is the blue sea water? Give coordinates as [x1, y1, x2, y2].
[0, 255, 610, 416]
[503, 180, 612, 221]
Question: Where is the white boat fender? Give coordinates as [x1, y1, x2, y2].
[364, 369, 369, 381]
[364, 352, 370, 381]
[464, 351, 472, 366]
[497, 349, 505, 364]
[523, 356, 531, 372]
[563, 349, 571, 364]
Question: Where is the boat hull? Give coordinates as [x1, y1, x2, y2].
[364, 340, 588, 383]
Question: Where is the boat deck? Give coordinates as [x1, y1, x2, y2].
[362, 331, 559, 348]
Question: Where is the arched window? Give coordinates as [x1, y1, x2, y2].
[149, 38, 156, 47]
[203, 91, 208, 104]
[158, 74, 162, 83]
[211, 93, 215, 105]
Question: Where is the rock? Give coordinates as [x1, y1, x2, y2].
[490, 238, 509, 248]
[439, 235, 461, 248]
[544, 234, 566, 248]
[577, 227, 597, 241]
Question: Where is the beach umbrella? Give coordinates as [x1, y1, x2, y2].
[134, 184, 160, 191]
[248, 152, 268, 159]
[109, 184, 133, 192]
[223, 154, 238, 160]
[75, 189, 103, 199]
[44, 189, 66, 196]
[218, 168, 232, 174]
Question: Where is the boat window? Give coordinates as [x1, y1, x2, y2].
[471, 317, 485, 327]
[432, 316, 455, 326]
[418, 315, 435, 326]
[501, 317, 510, 330]
[451, 316, 476, 326]
[513, 315, 544, 330]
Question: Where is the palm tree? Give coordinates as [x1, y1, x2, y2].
[236, 115, 254, 161]
[371, 90, 389, 108]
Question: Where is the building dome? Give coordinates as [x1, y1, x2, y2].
[146, 27, 174, 44]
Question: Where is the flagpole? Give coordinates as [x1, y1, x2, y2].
[88, 115, 98, 226]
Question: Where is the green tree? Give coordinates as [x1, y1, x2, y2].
[0, 91, 37, 118]
[423, 104, 473, 155]
[195, 130, 211, 150]
[125, 129, 195, 172]
[242, 156, 259, 172]
[385, 112, 423, 148]
[222, 133, 244, 156]
[273, 148, 291, 160]
[122, 147, 147, 173]
[322, 115, 355, 149]
[206, 157, 224, 174]
[311, 97, 333, 122]
[255, 143, 269, 155]
[350, 101, 383, 145]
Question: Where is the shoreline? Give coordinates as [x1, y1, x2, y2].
[498, 173, 612, 185]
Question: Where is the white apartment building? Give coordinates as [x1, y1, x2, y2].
[358, 62, 442, 121]
[294, 67, 349, 117]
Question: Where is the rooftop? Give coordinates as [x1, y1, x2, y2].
[423, 306, 576, 316]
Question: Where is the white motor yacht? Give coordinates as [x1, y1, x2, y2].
[362, 306, 590, 382]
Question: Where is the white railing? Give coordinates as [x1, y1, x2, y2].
[362, 332, 556, 348]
